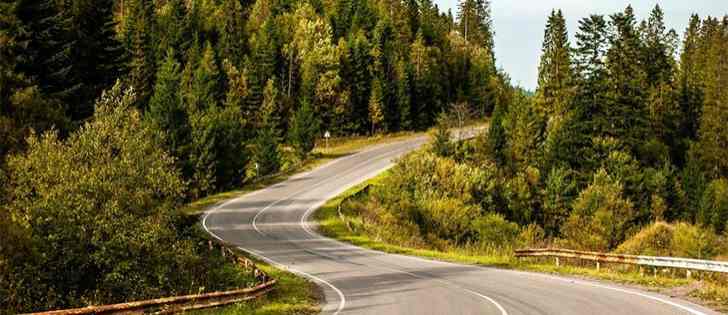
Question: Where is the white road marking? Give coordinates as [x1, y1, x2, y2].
[202, 140, 424, 315]
[549, 276, 709, 315]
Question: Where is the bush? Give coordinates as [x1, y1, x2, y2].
[700, 178, 728, 233]
[616, 221, 721, 259]
[1, 84, 248, 313]
[561, 169, 635, 251]
[471, 213, 520, 249]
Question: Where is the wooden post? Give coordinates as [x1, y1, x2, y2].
[596, 261, 601, 272]
[639, 266, 644, 277]
[686, 270, 692, 280]
[555, 257, 560, 267]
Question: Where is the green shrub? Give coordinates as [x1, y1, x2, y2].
[561, 169, 635, 251]
[541, 167, 577, 236]
[1, 84, 250, 313]
[472, 212, 520, 249]
[616, 221, 721, 259]
[700, 178, 728, 233]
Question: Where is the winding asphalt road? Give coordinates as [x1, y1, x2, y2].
[202, 133, 720, 315]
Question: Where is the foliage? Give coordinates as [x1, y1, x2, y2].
[617, 221, 722, 259]
[561, 169, 635, 251]
[289, 99, 319, 159]
[1, 84, 249, 313]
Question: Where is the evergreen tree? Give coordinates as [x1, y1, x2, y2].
[678, 15, 704, 144]
[640, 5, 680, 162]
[368, 77, 385, 134]
[289, 99, 318, 159]
[696, 17, 728, 179]
[125, 0, 156, 107]
[343, 31, 371, 133]
[189, 42, 222, 112]
[0, 0, 67, 158]
[536, 10, 574, 118]
[218, 0, 247, 67]
[247, 19, 278, 113]
[395, 59, 412, 130]
[146, 49, 188, 160]
[606, 6, 650, 155]
[260, 78, 281, 131]
[487, 100, 507, 166]
[536, 10, 574, 169]
[156, 0, 191, 62]
[13, 0, 78, 103]
[457, 0, 494, 49]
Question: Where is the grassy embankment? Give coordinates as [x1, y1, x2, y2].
[315, 172, 728, 313]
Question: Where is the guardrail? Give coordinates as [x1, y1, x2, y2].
[25, 243, 276, 315]
[515, 248, 728, 278]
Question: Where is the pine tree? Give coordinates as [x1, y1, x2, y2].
[487, 100, 507, 166]
[678, 15, 704, 144]
[147, 49, 188, 159]
[536, 10, 574, 118]
[125, 0, 156, 107]
[52, 0, 124, 121]
[156, 0, 190, 62]
[344, 31, 371, 133]
[218, 0, 247, 67]
[368, 77, 385, 134]
[247, 19, 278, 113]
[260, 78, 280, 131]
[13, 0, 78, 103]
[640, 5, 680, 162]
[395, 59, 412, 130]
[252, 86, 281, 176]
[189, 42, 222, 112]
[536, 10, 575, 169]
[289, 99, 319, 159]
[696, 17, 728, 179]
[606, 6, 650, 155]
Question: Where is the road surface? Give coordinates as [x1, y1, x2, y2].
[203, 134, 720, 315]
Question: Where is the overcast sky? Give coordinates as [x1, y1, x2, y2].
[433, 0, 727, 90]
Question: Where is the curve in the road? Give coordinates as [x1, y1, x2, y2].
[202, 135, 718, 315]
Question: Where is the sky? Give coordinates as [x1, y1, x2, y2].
[433, 0, 727, 90]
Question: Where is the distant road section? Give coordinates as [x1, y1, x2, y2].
[203, 132, 718, 315]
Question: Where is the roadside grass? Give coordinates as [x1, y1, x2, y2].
[190, 262, 321, 315]
[314, 173, 728, 313]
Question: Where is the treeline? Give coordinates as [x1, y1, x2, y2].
[1, 0, 510, 197]
[353, 5, 728, 257]
[0, 0, 509, 312]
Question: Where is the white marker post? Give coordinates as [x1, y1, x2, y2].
[324, 131, 331, 151]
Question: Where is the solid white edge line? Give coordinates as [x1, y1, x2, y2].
[295, 143, 510, 315]
[549, 276, 708, 315]
[202, 209, 347, 314]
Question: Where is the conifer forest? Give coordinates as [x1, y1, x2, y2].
[0, 0, 727, 313]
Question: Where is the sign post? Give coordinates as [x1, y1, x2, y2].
[324, 131, 331, 151]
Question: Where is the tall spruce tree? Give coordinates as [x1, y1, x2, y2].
[125, 0, 156, 107]
[606, 6, 650, 155]
[549, 15, 611, 172]
[147, 49, 188, 160]
[696, 17, 728, 179]
[536, 10, 574, 118]
[678, 15, 704, 144]
[65, 0, 125, 120]
[218, 0, 247, 67]
[640, 5, 680, 162]
[289, 99, 318, 159]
